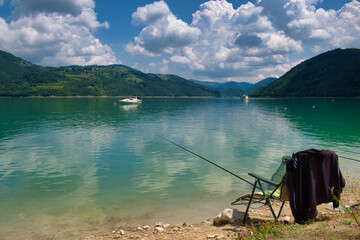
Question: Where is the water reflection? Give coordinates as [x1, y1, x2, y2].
[0, 99, 121, 238]
[0, 97, 359, 239]
[246, 98, 360, 176]
[251, 99, 360, 144]
[120, 104, 139, 111]
[131, 99, 306, 197]
[0, 98, 143, 141]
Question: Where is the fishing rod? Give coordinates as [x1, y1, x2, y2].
[339, 155, 360, 163]
[157, 135, 259, 189]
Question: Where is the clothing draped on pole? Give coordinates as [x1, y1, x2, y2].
[285, 149, 346, 224]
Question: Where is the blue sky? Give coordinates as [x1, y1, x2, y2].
[0, 0, 358, 83]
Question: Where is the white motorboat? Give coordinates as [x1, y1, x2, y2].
[119, 96, 142, 104]
[241, 95, 249, 101]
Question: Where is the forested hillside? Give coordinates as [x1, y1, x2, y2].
[0, 51, 219, 97]
[0, 50, 42, 80]
[2, 48, 359, 97]
[250, 48, 360, 97]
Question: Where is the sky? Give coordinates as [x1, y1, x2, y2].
[0, 0, 359, 83]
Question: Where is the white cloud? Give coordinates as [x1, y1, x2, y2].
[258, 32, 303, 53]
[126, 1, 201, 56]
[160, 58, 169, 73]
[70, 8, 110, 30]
[259, 0, 360, 49]
[174, 0, 302, 79]
[147, 59, 169, 73]
[0, 0, 118, 66]
[170, 55, 191, 64]
[125, 42, 157, 57]
[331, 0, 360, 47]
[127, 0, 360, 82]
[131, 0, 170, 25]
[127, 0, 305, 81]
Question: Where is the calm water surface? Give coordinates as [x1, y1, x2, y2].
[0, 98, 359, 239]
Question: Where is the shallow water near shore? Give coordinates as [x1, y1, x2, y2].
[0, 97, 359, 239]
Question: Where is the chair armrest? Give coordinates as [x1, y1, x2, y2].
[248, 172, 280, 186]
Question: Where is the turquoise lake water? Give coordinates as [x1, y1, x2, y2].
[0, 97, 359, 239]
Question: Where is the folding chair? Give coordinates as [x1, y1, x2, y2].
[231, 156, 290, 223]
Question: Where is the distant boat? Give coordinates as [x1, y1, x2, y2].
[119, 96, 142, 104]
[241, 95, 249, 101]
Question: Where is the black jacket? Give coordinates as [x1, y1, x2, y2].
[285, 149, 346, 223]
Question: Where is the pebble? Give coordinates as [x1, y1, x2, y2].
[142, 225, 150, 229]
[137, 227, 143, 231]
[119, 229, 125, 235]
[201, 220, 211, 224]
[163, 223, 170, 228]
[281, 216, 291, 222]
[154, 227, 164, 232]
[207, 234, 224, 239]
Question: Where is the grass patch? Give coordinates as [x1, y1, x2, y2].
[342, 220, 352, 225]
[237, 221, 305, 239]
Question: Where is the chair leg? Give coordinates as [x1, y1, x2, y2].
[277, 200, 286, 219]
[256, 181, 279, 222]
[243, 180, 258, 223]
[267, 200, 279, 222]
[268, 200, 286, 223]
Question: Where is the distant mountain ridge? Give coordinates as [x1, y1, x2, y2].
[1, 48, 359, 97]
[0, 50, 219, 97]
[251, 48, 360, 97]
[191, 77, 276, 96]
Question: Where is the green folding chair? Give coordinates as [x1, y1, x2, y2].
[231, 156, 290, 223]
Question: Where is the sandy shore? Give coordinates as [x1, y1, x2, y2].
[80, 188, 359, 240]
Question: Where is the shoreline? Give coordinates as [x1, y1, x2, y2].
[81, 188, 359, 240]
[0, 95, 220, 98]
[0, 95, 360, 99]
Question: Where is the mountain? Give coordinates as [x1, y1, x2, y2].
[0, 51, 219, 97]
[191, 77, 276, 96]
[252, 77, 277, 89]
[250, 48, 360, 97]
[0, 50, 42, 80]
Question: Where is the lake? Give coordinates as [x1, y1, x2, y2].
[0, 97, 359, 239]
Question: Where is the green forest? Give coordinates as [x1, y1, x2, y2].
[251, 48, 360, 97]
[0, 50, 219, 97]
[1, 48, 359, 97]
